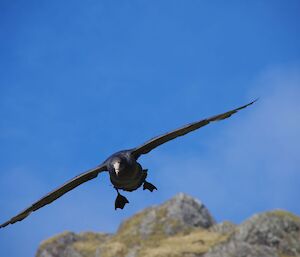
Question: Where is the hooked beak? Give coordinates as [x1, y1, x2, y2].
[113, 162, 121, 176]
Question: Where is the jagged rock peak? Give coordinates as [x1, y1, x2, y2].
[36, 231, 112, 257]
[35, 194, 300, 257]
[234, 210, 300, 256]
[161, 193, 216, 229]
[204, 210, 300, 257]
[117, 193, 216, 239]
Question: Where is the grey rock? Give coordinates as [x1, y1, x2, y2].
[234, 210, 300, 255]
[164, 193, 216, 229]
[36, 195, 300, 257]
[117, 193, 216, 238]
[138, 208, 157, 237]
[204, 210, 300, 257]
[210, 221, 236, 235]
[36, 231, 111, 257]
[36, 232, 81, 257]
[203, 240, 278, 257]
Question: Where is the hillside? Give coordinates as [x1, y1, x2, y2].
[36, 193, 300, 257]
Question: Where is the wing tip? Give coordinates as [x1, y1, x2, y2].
[236, 98, 259, 112]
[244, 98, 259, 107]
[0, 220, 11, 229]
[250, 97, 259, 105]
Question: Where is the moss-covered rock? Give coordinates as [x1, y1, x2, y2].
[116, 193, 215, 243]
[36, 231, 111, 257]
[233, 210, 300, 256]
[203, 210, 300, 257]
[209, 221, 236, 235]
[203, 240, 279, 257]
[138, 229, 228, 257]
[35, 195, 300, 257]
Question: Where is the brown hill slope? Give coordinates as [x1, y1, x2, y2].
[36, 193, 300, 257]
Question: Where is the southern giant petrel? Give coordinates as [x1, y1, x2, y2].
[0, 100, 256, 228]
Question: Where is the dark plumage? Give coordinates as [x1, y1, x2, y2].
[0, 100, 257, 228]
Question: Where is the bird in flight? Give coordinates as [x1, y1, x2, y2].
[0, 100, 257, 228]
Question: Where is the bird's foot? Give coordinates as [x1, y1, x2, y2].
[143, 181, 157, 192]
[115, 193, 129, 210]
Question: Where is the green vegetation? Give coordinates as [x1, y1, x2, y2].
[36, 195, 300, 257]
[270, 210, 300, 223]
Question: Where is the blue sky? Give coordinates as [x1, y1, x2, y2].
[0, 1, 300, 256]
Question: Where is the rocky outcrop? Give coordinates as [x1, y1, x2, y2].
[233, 210, 300, 256]
[209, 221, 236, 235]
[204, 210, 300, 257]
[116, 192, 215, 241]
[203, 240, 278, 257]
[36, 194, 300, 257]
[37, 232, 112, 257]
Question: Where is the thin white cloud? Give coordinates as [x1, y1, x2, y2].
[149, 65, 300, 221]
[1, 65, 299, 257]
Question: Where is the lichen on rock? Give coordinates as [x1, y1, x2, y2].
[36, 231, 112, 257]
[35, 195, 300, 257]
[233, 210, 300, 256]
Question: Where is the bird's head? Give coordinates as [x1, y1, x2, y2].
[111, 157, 126, 176]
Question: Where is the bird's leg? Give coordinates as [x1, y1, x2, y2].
[114, 188, 129, 210]
[143, 181, 157, 192]
[142, 169, 157, 192]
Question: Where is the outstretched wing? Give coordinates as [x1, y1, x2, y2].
[0, 164, 107, 228]
[131, 100, 257, 159]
